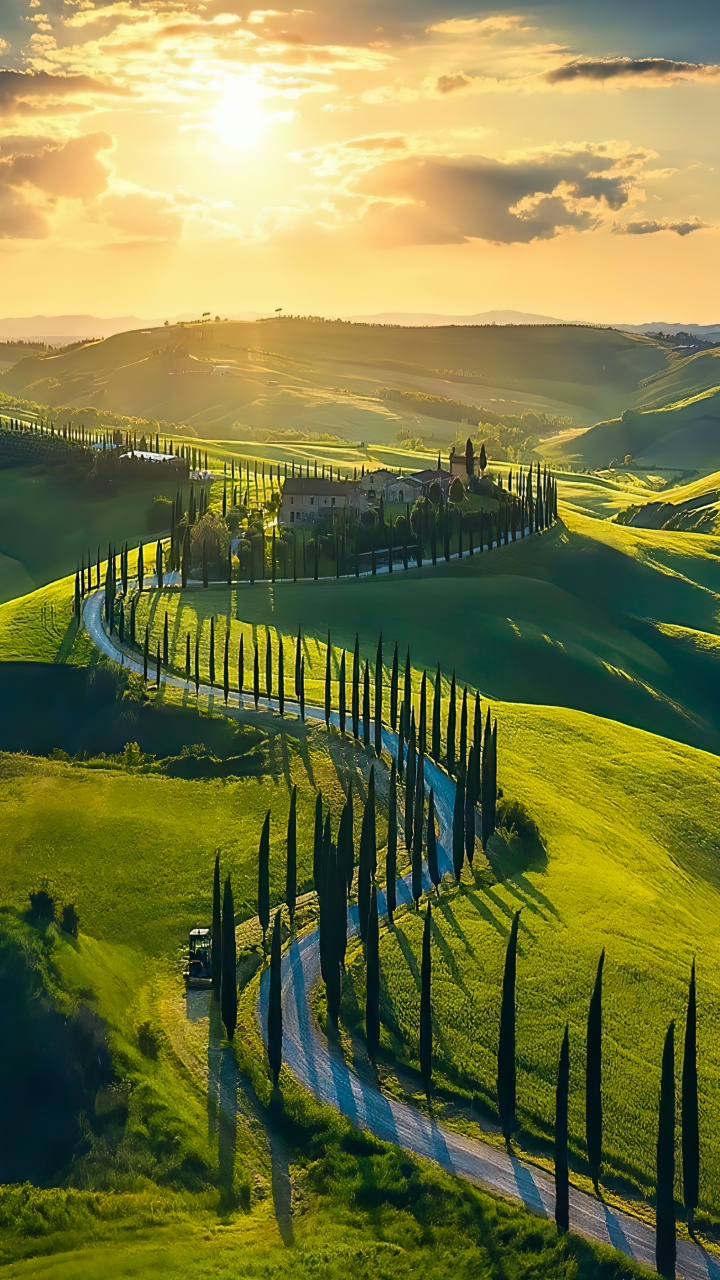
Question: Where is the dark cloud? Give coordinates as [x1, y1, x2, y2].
[436, 72, 473, 93]
[0, 69, 126, 116]
[613, 217, 708, 236]
[0, 133, 114, 238]
[546, 56, 720, 85]
[356, 149, 642, 245]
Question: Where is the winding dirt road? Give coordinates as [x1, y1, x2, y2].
[84, 588, 720, 1280]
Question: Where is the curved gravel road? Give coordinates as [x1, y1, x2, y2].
[84, 587, 720, 1280]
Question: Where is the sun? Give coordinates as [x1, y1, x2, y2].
[212, 80, 266, 150]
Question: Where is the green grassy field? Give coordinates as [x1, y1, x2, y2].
[0, 467, 181, 605]
[337, 702, 720, 1218]
[0, 319, 668, 443]
[131, 483, 720, 753]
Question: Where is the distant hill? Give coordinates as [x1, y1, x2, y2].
[619, 321, 720, 341]
[345, 309, 566, 326]
[578, 386, 720, 469]
[0, 317, 667, 444]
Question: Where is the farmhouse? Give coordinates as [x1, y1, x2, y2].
[359, 468, 394, 499]
[278, 476, 369, 525]
[387, 474, 425, 504]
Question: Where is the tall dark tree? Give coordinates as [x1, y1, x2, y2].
[386, 759, 398, 922]
[555, 1025, 570, 1233]
[223, 632, 230, 703]
[390, 641, 399, 731]
[452, 771, 465, 881]
[420, 903, 432, 1095]
[656, 1022, 677, 1280]
[194, 634, 200, 694]
[253, 641, 260, 709]
[295, 625, 302, 699]
[258, 810, 271, 945]
[481, 709, 497, 849]
[404, 711, 417, 852]
[465, 745, 477, 865]
[267, 910, 283, 1085]
[426, 788, 440, 892]
[220, 875, 237, 1040]
[586, 949, 605, 1192]
[352, 633, 361, 739]
[374, 633, 383, 757]
[682, 961, 699, 1232]
[339, 649, 347, 734]
[238, 634, 244, 695]
[155, 539, 164, 589]
[313, 792, 324, 894]
[278, 635, 284, 715]
[403, 648, 412, 736]
[299, 656, 305, 720]
[325, 631, 332, 726]
[358, 767, 376, 945]
[418, 670, 427, 757]
[339, 780, 355, 894]
[411, 781, 424, 908]
[137, 541, 144, 592]
[265, 628, 273, 699]
[211, 852, 222, 996]
[459, 686, 468, 770]
[365, 884, 380, 1065]
[447, 672, 457, 774]
[497, 910, 520, 1144]
[363, 660, 371, 749]
[163, 611, 169, 667]
[285, 786, 297, 923]
[432, 664, 442, 761]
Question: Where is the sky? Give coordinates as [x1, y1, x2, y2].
[0, 0, 718, 321]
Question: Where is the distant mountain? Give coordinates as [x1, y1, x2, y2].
[0, 312, 262, 342]
[345, 309, 568, 327]
[617, 322, 720, 341]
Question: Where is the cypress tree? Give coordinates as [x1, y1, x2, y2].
[295, 625, 302, 699]
[278, 635, 284, 714]
[352, 633, 360, 739]
[403, 648, 412, 736]
[432, 664, 442, 761]
[459, 686, 468, 770]
[194, 634, 200, 694]
[253, 641, 260, 708]
[313, 792, 324, 894]
[137, 541, 144, 592]
[452, 771, 465, 880]
[427, 788, 440, 892]
[363, 660, 371, 749]
[358, 767, 376, 945]
[339, 649, 346, 734]
[586, 949, 604, 1191]
[404, 711, 417, 852]
[390, 641, 399, 731]
[209, 616, 216, 686]
[156, 539, 163, 589]
[299, 656, 305, 720]
[656, 1022, 676, 1280]
[386, 759, 397, 922]
[220, 875, 237, 1040]
[267, 909, 283, 1085]
[211, 852, 221, 995]
[340, 780, 355, 894]
[418, 670, 427, 757]
[238, 635, 244, 694]
[286, 786, 297, 923]
[472, 691, 482, 797]
[162, 611, 169, 666]
[465, 745, 477, 864]
[258, 810, 271, 945]
[420, 902, 432, 1095]
[397, 703, 405, 781]
[411, 782, 423, 907]
[447, 672, 457, 774]
[223, 632, 230, 703]
[185, 631, 191, 681]
[682, 960, 699, 1231]
[365, 884, 380, 1065]
[555, 1025, 570, 1233]
[156, 643, 161, 687]
[497, 910, 520, 1144]
[325, 631, 332, 726]
[481, 709, 496, 849]
[374, 633, 383, 757]
[265, 628, 273, 699]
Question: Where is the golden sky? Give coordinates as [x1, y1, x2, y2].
[0, 0, 718, 320]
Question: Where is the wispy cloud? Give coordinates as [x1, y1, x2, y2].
[612, 216, 709, 236]
[546, 57, 720, 86]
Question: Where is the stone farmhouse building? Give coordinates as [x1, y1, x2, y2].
[278, 476, 369, 526]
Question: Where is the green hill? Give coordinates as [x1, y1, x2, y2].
[634, 346, 720, 410]
[576, 385, 720, 470]
[0, 319, 667, 444]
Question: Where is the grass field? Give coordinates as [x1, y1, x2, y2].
[336, 702, 720, 1220]
[0, 467, 181, 605]
[130, 481, 720, 753]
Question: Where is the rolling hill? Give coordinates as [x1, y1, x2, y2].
[0, 318, 668, 445]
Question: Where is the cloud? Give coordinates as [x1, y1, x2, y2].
[427, 15, 529, 37]
[546, 57, 720, 87]
[4, 133, 114, 201]
[0, 187, 48, 239]
[97, 189, 184, 239]
[353, 146, 648, 245]
[0, 69, 125, 116]
[612, 216, 709, 236]
[436, 72, 473, 94]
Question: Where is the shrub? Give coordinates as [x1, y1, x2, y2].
[27, 888, 55, 929]
[146, 496, 173, 532]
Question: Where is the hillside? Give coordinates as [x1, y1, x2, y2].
[0, 319, 668, 445]
[577, 386, 720, 469]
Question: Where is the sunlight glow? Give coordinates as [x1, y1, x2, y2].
[212, 80, 266, 150]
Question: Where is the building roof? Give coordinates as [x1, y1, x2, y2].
[119, 450, 181, 464]
[404, 468, 449, 485]
[282, 476, 359, 497]
[389, 474, 424, 489]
